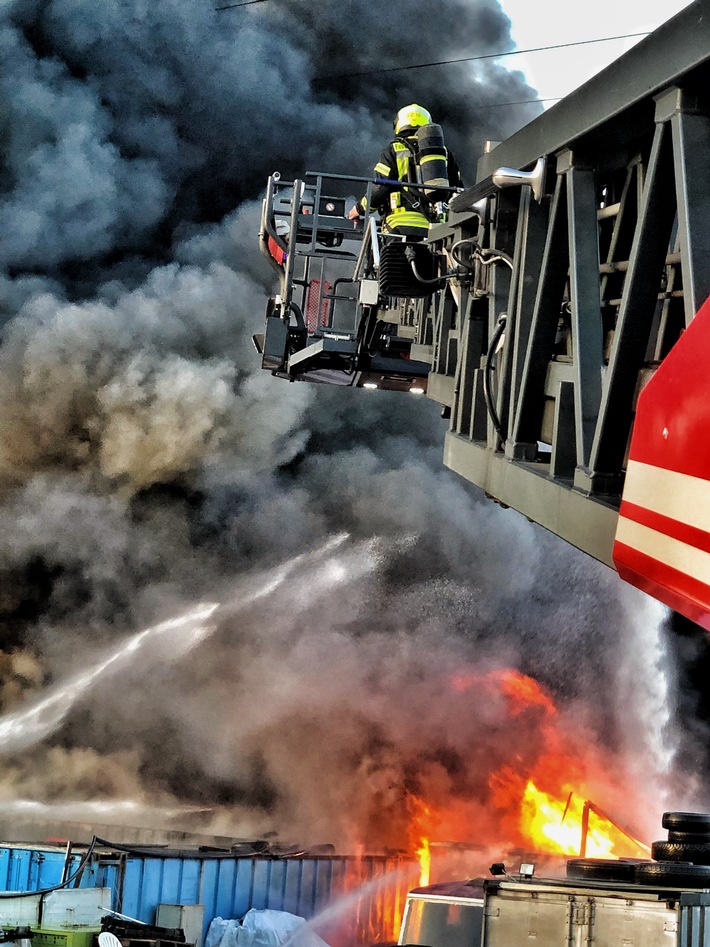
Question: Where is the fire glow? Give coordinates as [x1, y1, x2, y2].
[521, 783, 649, 859]
[301, 666, 651, 947]
[416, 837, 431, 887]
[407, 798, 434, 886]
[405, 667, 649, 882]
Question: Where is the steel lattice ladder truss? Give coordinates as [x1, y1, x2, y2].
[414, 0, 710, 616]
[257, 0, 710, 628]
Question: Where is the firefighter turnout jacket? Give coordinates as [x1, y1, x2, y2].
[354, 136, 463, 237]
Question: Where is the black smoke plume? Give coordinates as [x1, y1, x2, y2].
[0, 0, 705, 857]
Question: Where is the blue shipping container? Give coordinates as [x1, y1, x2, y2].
[0, 843, 419, 947]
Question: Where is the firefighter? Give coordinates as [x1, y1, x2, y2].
[348, 103, 463, 237]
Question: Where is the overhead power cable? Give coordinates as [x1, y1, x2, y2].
[215, 0, 267, 7]
[480, 97, 561, 108]
[312, 32, 649, 81]
[211, 5, 649, 81]
[211, 0, 647, 106]
[211, 3, 644, 108]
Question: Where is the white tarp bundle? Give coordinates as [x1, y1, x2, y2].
[205, 910, 330, 947]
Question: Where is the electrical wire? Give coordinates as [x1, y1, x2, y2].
[313, 33, 650, 81]
[451, 237, 480, 269]
[477, 248, 514, 271]
[211, 0, 648, 108]
[215, 0, 267, 8]
[409, 260, 447, 286]
[212, 0, 651, 76]
[479, 97, 561, 108]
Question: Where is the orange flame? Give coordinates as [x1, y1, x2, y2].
[450, 668, 557, 720]
[402, 667, 649, 889]
[522, 782, 609, 856]
[318, 847, 418, 947]
[416, 836, 431, 887]
[495, 669, 558, 718]
[520, 781, 649, 858]
[406, 797, 436, 886]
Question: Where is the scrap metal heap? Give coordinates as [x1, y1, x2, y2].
[257, 0, 710, 631]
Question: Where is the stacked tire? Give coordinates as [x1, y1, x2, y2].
[566, 812, 710, 888]
[651, 811, 710, 863]
[566, 858, 648, 883]
[637, 811, 710, 887]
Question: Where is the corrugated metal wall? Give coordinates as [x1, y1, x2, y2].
[0, 845, 419, 946]
[0, 847, 98, 892]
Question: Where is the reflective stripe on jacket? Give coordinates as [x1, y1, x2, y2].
[357, 139, 430, 231]
[382, 207, 430, 235]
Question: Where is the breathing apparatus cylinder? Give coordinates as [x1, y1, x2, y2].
[415, 123, 449, 195]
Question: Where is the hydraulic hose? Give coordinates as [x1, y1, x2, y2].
[0, 835, 100, 898]
[403, 245, 449, 286]
[483, 314, 507, 443]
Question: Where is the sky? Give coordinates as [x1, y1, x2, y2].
[499, 0, 695, 107]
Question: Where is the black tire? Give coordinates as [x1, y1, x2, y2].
[667, 830, 710, 844]
[636, 860, 710, 887]
[651, 840, 710, 865]
[566, 858, 639, 882]
[662, 812, 710, 832]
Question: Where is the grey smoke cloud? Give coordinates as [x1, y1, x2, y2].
[0, 0, 703, 859]
[0, 0, 535, 277]
[0, 20, 168, 269]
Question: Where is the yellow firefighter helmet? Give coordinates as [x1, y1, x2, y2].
[394, 104, 432, 136]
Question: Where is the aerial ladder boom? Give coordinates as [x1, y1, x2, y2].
[255, 0, 710, 632]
